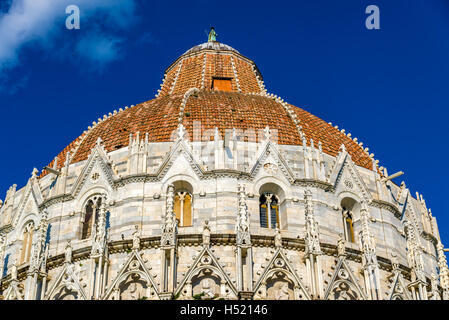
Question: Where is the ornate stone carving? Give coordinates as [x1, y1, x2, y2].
[202, 220, 210, 247]
[337, 234, 346, 257]
[91, 195, 108, 257]
[429, 273, 441, 300]
[304, 190, 321, 255]
[274, 227, 282, 248]
[132, 225, 140, 251]
[263, 163, 278, 175]
[404, 220, 425, 282]
[65, 240, 73, 264]
[436, 241, 449, 299]
[161, 184, 178, 248]
[358, 205, 377, 268]
[235, 184, 250, 246]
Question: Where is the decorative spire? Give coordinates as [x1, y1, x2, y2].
[304, 190, 321, 256]
[358, 204, 377, 268]
[161, 184, 178, 247]
[436, 241, 449, 299]
[208, 27, 217, 42]
[235, 184, 250, 246]
[91, 195, 108, 257]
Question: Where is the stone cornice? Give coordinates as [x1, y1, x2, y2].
[1, 233, 415, 285]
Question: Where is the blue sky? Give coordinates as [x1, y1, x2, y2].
[0, 0, 448, 246]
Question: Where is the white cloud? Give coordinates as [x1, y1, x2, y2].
[0, 0, 138, 72]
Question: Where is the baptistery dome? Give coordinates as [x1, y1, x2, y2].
[0, 32, 448, 301]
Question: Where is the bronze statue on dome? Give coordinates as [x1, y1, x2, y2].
[208, 27, 217, 42]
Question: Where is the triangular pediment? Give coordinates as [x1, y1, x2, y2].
[44, 263, 88, 300]
[386, 271, 412, 300]
[102, 249, 159, 300]
[175, 246, 238, 300]
[329, 150, 372, 204]
[3, 281, 24, 300]
[253, 248, 311, 300]
[155, 140, 206, 181]
[250, 141, 295, 183]
[324, 257, 367, 300]
[12, 178, 42, 229]
[70, 141, 118, 198]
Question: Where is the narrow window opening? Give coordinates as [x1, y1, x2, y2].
[212, 77, 232, 92]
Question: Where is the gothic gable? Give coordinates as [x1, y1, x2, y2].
[175, 246, 237, 300]
[70, 138, 118, 198]
[45, 263, 88, 300]
[12, 176, 43, 229]
[385, 272, 412, 300]
[253, 248, 310, 300]
[155, 139, 206, 181]
[3, 281, 24, 300]
[102, 249, 159, 300]
[324, 257, 366, 300]
[250, 141, 295, 184]
[328, 146, 372, 204]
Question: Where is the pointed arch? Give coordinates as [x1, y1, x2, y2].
[175, 247, 238, 300]
[253, 248, 311, 300]
[102, 250, 160, 300]
[324, 257, 366, 300]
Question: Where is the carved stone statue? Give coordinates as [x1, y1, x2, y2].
[64, 240, 72, 264]
[337, 234, 346, 257]
[390, 253, 399, 273]
[202, 220, 210, 247]
[430, 273, 441, 300]
[132, 225, 140, 250]
[11, 259, 18, 281]
[274, 283, 290, 300]
[274, 227, 282, 248]
[200, 279, 215, 299]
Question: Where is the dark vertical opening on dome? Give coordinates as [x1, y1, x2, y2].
[212, 77, 232, 92]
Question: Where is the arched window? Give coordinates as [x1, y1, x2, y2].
[174, 191, 192, 227]
[259, 193, 280, 229]
[340, 197, 359, 243]
[81, 196, 102, 239]
[342, 207, 355, 243]
[20, 221, 34, 264]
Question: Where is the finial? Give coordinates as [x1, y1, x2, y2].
[208, 27, 217, 42]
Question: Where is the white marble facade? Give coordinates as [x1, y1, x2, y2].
[0, 123, 447, 300]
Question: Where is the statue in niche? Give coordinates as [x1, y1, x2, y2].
[200, 278, 215, 299]
[120, 274, 146, 300]
[333, 282, 357, 300]
[274, 283, 290, 300]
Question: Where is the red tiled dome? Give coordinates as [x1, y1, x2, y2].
[41, 41, 373, 176]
